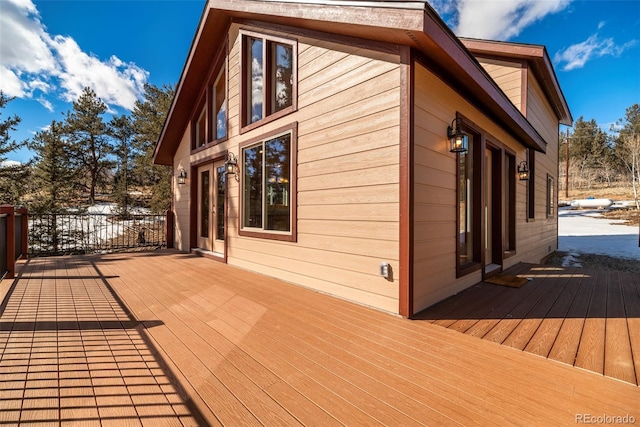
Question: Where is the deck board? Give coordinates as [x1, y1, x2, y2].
[605, 271, 636, 384]
[420, 264, 640, 388]
[2, 252, 639, 426]
[524, 269, 583, 357]
[575, 270, 607, 375]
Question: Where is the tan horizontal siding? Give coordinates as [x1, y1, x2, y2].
[223, 23, 401, 314]
[411, 59, 559, 313]
[226, 232, 397, 276]
[526, 72, 559, 144]
[299, 144, 398, 177]
[298, 164, 398, 192]
[298, 184, 399, 206]
[298, 219, 398, 241]
[477, 58, 523, 112]
[229, 257, 399, 312]
[173, 130, 193, 251]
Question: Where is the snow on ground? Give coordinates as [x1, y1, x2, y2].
[558, 207, 640, 262]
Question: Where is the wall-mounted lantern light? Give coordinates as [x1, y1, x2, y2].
[177, 168, 187, 185]
[447, 117, 469, 153]
[225, 152, 240, 182]
[517, 161, 530, 181]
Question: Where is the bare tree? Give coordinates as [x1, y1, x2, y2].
[614, 104, 640, 208]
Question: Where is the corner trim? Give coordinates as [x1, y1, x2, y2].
[399, 46, 414, 318]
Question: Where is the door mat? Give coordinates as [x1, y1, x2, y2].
[484, 274, 528, 288]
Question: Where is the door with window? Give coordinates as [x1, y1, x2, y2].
[197, 161, 226, 254]
[484, 147, 503, 275]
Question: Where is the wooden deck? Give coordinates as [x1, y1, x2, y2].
[1, 251, 639, 426]
[416, 263, 640, 387]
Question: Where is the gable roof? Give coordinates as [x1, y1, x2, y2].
[460, 38, 572, 127]
[155, 0, 570, 165]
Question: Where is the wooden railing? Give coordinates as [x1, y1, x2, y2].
[1, 207, 174, 278]
[0, 205, 28, 280]
[28, 211, 170, 257]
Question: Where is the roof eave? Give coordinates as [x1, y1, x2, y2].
[460, 38, 573, 127]
[155, 0, 554, 164]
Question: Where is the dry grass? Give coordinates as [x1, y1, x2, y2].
[600, 209, 640, 226]
[562, 184, 640, 225]
[560, 184, 637, 201]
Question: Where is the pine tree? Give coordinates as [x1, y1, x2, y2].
[0, 91, 20, 163]
[131, 83, 175, 212]
[568, 117, 612, 189]
[0, 91, 30, 205]
[27, 120, 76, 213]
[109, 115, 134, 216]
[64, 87, 114, 205]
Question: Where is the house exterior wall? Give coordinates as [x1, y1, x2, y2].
[518, 71, 560, 263]
[173, 131, 192, 250]
[411, 61, 558, 313]
[476, 57, 523, 112]
[172, 22, 402, 313]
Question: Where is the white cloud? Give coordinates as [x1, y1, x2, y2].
[1, 160, 22, 168]
[0, 0, 148, 111]
[427, 0, 457, 17]
[451, 0, 571, 40]
[50, 36, 148, 110]
[37, 96, 54, 112]
[554, 33, 637, 71]
[0, 0, 55, 97]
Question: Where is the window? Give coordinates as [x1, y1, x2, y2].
[241, 31, 296, 131]
[547, 174, 555, 217]
[213, 67, 227, 140]
[191, 51, 226, 151]
[200, 170, 210, 238]
[457, 127, 481, 274]
[240, 124, 297, 241]
[216, 165, 226, 240]
[195, 108, 206, 148]
[504, 153, 516, 252]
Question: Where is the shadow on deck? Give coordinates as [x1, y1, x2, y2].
[416, 262, 640, 386]
[0, 256, 209, 426]
[1, 251, 639, 426]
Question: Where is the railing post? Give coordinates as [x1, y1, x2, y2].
[17, 207, 28, 260]
[165, 210, 174, 249]
[0, 205, 15, 279]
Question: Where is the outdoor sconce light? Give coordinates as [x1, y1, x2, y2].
[447, 117, 469, 153]
[517, 161, 530, 181]
[225, 152, 240, 182]
[177, 168, 187, 185]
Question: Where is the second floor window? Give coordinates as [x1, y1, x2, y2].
[213, 67, 227, 140]
[195, 108, 206, 147]
[242, 31, 296, 130]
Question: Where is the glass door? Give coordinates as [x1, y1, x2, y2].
[197, 160, 226, 254]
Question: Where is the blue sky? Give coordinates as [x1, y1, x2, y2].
[1, 0, 639, 164]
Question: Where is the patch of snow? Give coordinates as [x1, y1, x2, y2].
[560, 253, 583, 268]
[87, 203, 117, 214]
[558, 207, 640, 260]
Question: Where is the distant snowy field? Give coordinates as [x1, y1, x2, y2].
[558, 207, 640, 261]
